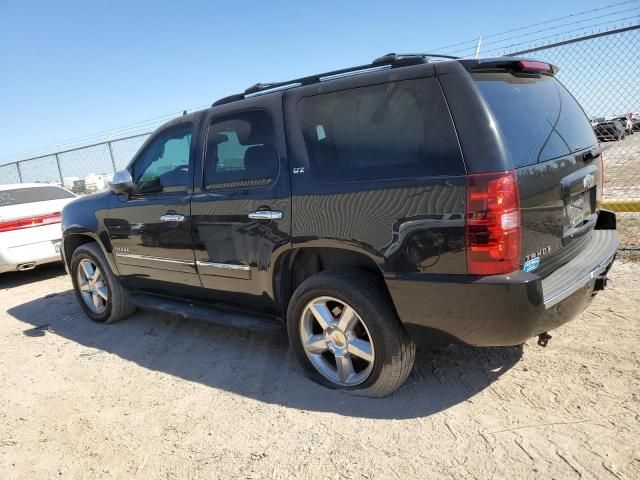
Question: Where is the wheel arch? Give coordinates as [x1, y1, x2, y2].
[272, 246, 393, 315]
[62, 232, 117, 274]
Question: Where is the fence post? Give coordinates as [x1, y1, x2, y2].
[16, 162, 23, 183]
[107, 141, 117, 172]
[475, 36, 483, 58]
[55, 153, 64, 185]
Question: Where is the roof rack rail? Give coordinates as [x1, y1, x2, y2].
[245, 83, 281, 95]
[372, 52, 460, 64]
[212, 52, 459, 107]
[212, 93, 245, 107]
[245, 82, 303, 95]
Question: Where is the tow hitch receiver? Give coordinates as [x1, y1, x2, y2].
[537, 332, 552, 347]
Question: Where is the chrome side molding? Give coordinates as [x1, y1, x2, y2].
[196, 261, 250, 271]
[115, 253, 194, 265]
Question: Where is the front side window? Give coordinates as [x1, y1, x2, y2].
[204, 110, 278, 189]
[298, 77, 465, 183]
[132, 125, 192, 194]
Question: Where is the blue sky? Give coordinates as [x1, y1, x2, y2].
[0, 0, 626, 161]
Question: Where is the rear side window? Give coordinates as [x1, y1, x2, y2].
[473, 73, 597, 167]
[204, 110, 279, 189]
[298, 77, 464, 183]
[0, 186, 74, 206]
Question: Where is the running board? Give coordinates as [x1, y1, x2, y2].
[130, 294, 285, 334]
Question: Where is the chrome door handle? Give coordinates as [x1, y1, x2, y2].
[247, 210, 284, 220]
[160, 214, 185, 222]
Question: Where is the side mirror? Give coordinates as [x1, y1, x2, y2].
[111, 170, 133, 195]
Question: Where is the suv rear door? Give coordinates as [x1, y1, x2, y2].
[191, 93, 291, 312]
[470, 67, 601, 276]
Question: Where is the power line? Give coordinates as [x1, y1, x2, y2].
[0, 107, 201, 162]
[0, 122, 156, 163]
[0, 103, 210, 163]
[481, 15, 640, 55]
[4, 3, 640, 165]
[431, 0, 640, 51]
[444, 6, 640, 55]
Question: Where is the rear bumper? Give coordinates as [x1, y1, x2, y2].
[385, 228, 618, 347]
[0, 237, 63, 273]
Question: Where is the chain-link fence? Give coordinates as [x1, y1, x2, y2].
[0, 24, 638, 246]
[505, 25, 640, 212]
[501, 25, 640, 249]
[0, 133, 150, 194]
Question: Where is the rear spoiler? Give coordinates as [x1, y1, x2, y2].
[458, 57, 560, 76]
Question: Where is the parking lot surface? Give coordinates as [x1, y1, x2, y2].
[0, 261, 638, 479]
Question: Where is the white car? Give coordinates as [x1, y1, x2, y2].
[0, 183, 76, 273]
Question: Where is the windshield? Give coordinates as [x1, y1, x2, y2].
[473, 73, 597, 167]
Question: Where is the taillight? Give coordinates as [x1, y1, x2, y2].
[516, 60, 553, 74]
[466, 171, 521, 275]
[0, 212, 62, 233]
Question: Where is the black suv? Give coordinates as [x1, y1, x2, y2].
[62, 54, 618, 397]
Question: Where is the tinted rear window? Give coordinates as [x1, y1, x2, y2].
[0, 186, 74, 206]
[298, 77, 465, 183]
[473, 73, 597, 167]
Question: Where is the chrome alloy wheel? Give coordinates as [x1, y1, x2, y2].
[77, 259, 108, 314]
[300, 296, 375, 386]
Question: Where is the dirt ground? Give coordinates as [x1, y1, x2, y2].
[0, 260, 639, 479]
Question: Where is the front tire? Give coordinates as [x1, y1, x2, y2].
[70, 243, 135, 323]
[287, 269, 415, 397]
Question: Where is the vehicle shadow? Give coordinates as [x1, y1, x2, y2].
[8, 290, 522, 419]
[0, 263, 67, 289]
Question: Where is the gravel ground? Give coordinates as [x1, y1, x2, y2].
[602, 133, 640, 200]
[0, 261, 639, 479]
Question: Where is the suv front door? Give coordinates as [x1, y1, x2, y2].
[106, 121, 201, 295]
[191, 95, 290, 312]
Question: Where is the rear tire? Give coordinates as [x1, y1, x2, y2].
[70, 243, 135, 323]
[287, 269, 415, 397]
